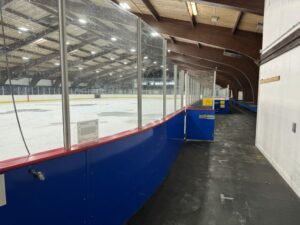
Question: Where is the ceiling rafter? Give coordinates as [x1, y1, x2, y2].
[136, 14, 262, 60]
[195, 0, 264, 15]
[141, 0, 160, 21]
[232, 11, 243, 34]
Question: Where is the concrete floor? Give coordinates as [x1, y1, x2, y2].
[129, 105, 300, 225]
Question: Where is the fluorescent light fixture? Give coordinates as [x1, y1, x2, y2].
[111, 37, 117, 42]
[18, 27, 29, 32]
[22, 56, 29, 61]
[160, 65, 164, 68]
[110, 57, 115, 60]
[211, 16, 219, 22]
[123, 62, 128, 65]
[91, 51, 96, 55]
[144, 56, 148, 59]
[54, 62, 60, 66]
[186, 1, 197, 16]
[130, 48, 136, 52]
[78, 67, 83, 70]
[191, 2, 197, 16]
[153, 61, 157, 64]
[120, 2, 130, 10]
[78, 18, 87, 24]
[151, 32, 159, 37]
[33, 38, 46, 44]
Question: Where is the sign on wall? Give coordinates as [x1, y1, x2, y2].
[77, 120, 99, 144]
[0, 174, 6, 207]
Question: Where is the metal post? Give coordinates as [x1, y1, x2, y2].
[181, 70, 184, 108]
[58, 0, 71, 150]
[137, 18, 142, 128]
[213, 69, 217, 110]
[173, 64, 177, 111]
[185, 72, 189, 107]
[162, 39, 167, 117]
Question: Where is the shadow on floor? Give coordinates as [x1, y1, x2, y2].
[128, 105, 300, 225]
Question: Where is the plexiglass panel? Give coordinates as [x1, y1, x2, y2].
[65, 0, 138, 145]
[0, 0, 63, 160]
[141, 21, 164, 125]
[166, 61, 175, 115]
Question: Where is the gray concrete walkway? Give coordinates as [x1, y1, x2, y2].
[129, 105, 300, 225]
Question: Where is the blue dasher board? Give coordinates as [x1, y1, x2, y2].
[186, 108, 215, 141]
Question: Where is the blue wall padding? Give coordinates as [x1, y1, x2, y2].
[214, 100, 230, 114]
[0, 112, 185, 225]
[231, 99, 257, 112]
[186, 109, 215, 141]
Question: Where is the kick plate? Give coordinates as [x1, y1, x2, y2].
[0, 174, 6, 207]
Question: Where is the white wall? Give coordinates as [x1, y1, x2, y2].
[262, 0, 300, 53]
[256, 0, 300, 197]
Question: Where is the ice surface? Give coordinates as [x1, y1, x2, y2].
[0, 97, 177, 161]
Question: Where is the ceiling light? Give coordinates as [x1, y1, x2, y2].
[33, 38, 46, 44]
[144, 56, 148, 59]
[186, 1, 197, 16]
[120, 75, 123, 77]
[160, 65, 164, 68]
[120, 2, 130, 10]
[66, 41, 70, 45]
[166, 68, 169, 71]
[191, 2, 197, 16]
[54, 62, 60, 66]
[123, 62, 128, 65]
[111, 37, 117, 42]
[110, 57, 115, 60]
[18, 27, 29, 32]
[151, 32, 159, 37]
[78, 67, 83, 70]
[130, 48, 136, 52]
[211, 16, 219, 23]
[109, 72, 113, 76]
[167, 49, 171, 53]
[91, 51, 96, 55]
[153, 61, 157, 64]
[78, 19, 87, 24]
[96, 70, 100, 73]
[142, 68, 145, 71]
[22, 56, 29, 61]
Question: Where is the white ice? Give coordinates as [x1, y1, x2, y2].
[0, 96, 180, 161]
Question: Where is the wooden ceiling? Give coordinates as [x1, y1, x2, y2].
[112, 0, 264, 102]
[115, 0, 263, 33]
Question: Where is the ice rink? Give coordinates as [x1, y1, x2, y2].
[0, 96, 181, 161]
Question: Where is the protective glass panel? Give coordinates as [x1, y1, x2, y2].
[215, 85, 229, 99]
[176, 69, 184, 109]
[166, 61, 175, 115]
[65, 0, 138, 145]
[0, 0, 63, 160]
[197, 70, 215, 108]
[141, 21, 164, 125]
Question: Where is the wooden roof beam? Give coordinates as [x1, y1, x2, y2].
[232, 11, 243, 34]
[137, 14, 262, 60]
[196, 0, 264, 15]
[141, 0, 160, 21]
